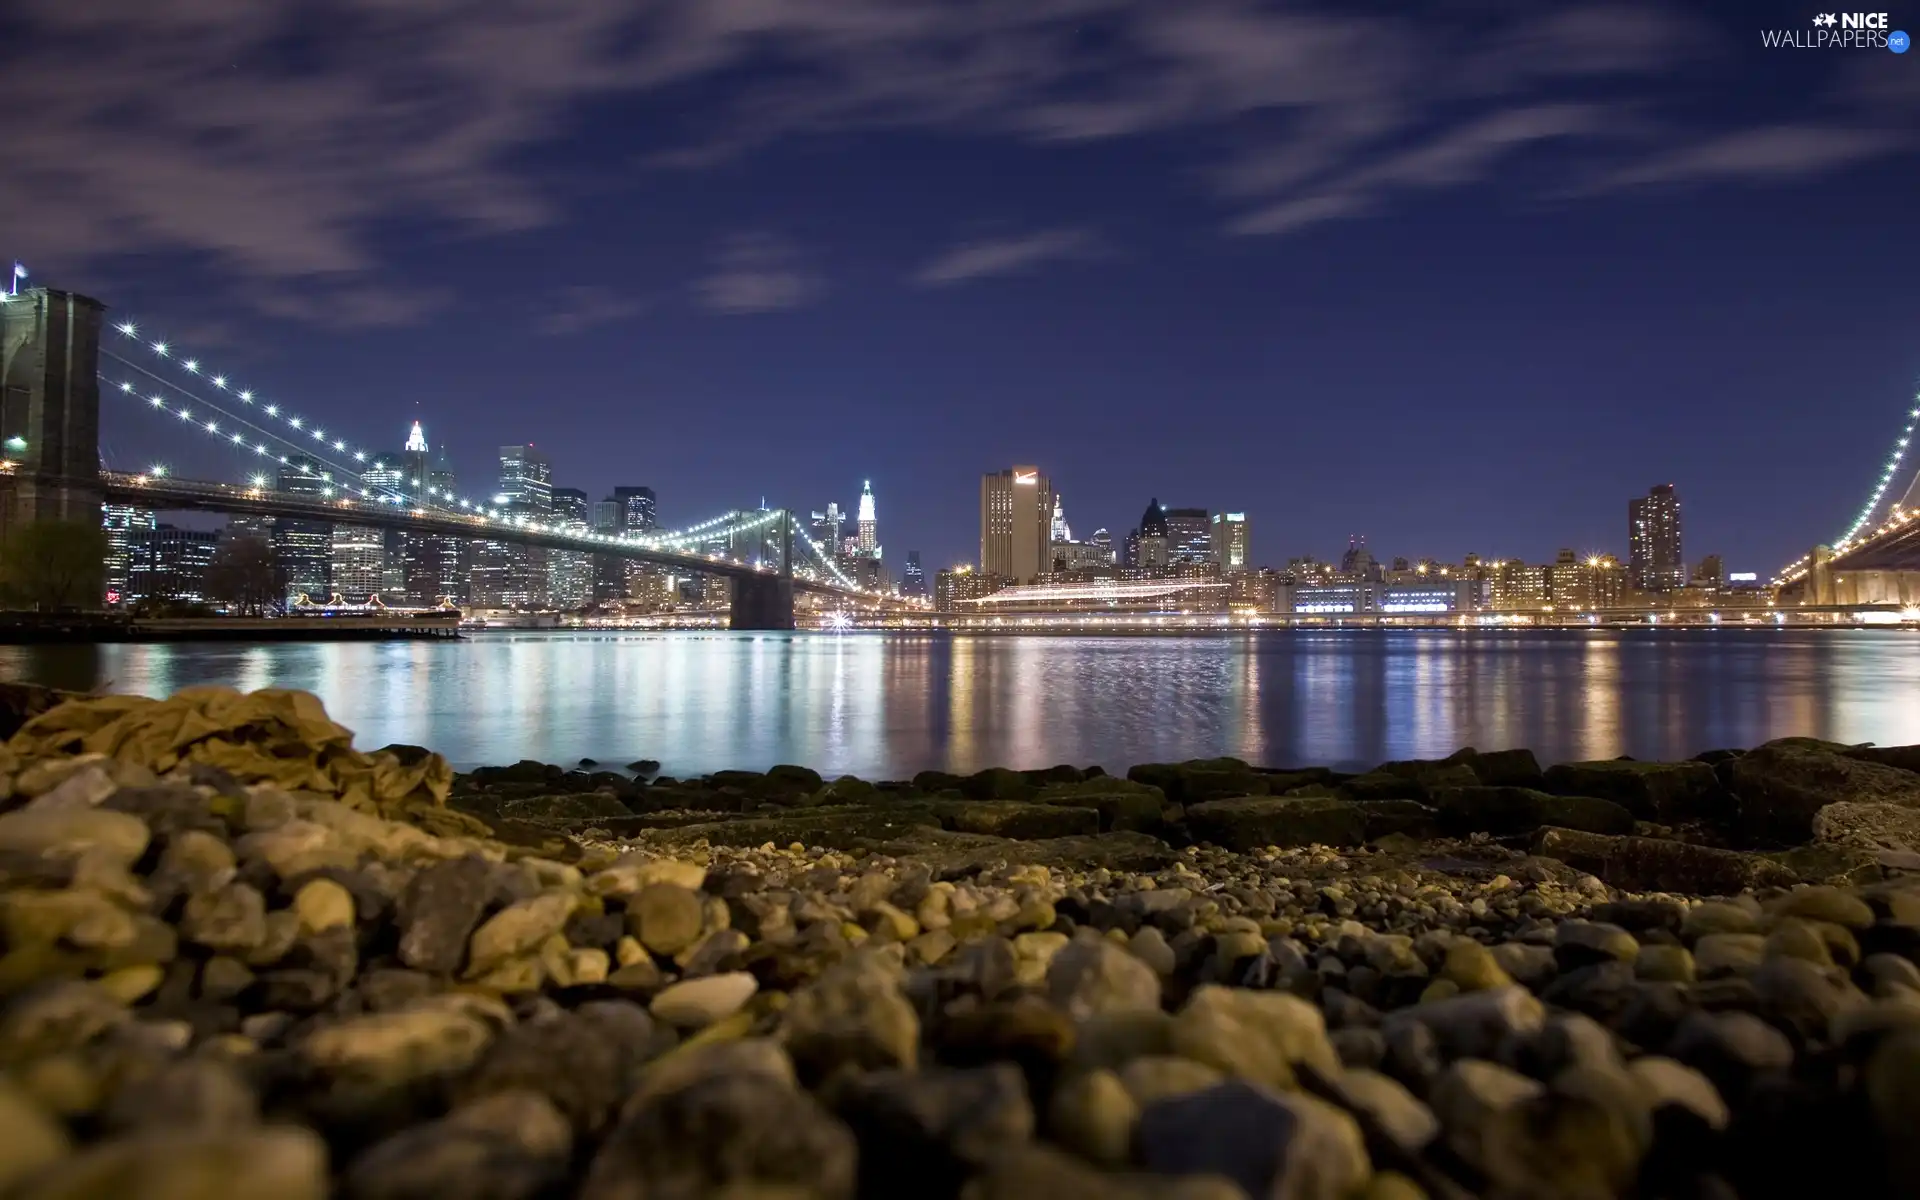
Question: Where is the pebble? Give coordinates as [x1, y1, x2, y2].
[647, 971, 758, 1028]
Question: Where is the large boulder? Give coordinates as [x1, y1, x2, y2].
[1127, 759, 1268, 805]
[1541, 760, 1725, 821]
[1726, 743, 1920, 845]
[1531, 828, 1800, 895]
[1033, 784, 1168, 834]
[1847, 744, 1920, 775]
[1432, 787, 1635, 837]
[931, 801, 1100, 841]
[1811, 801, 1920, 851]
[1184, 797, 1366, 851]
[1462, 748, 1547, 788]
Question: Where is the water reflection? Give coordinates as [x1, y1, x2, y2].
[3, 630, 1919, 778]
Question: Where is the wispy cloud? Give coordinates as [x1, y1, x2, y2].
[1579, 125, 1909, 193]
[696, 234, 822, 314]
[538, 285, 645, 335]
[914, 228, 1098, 287]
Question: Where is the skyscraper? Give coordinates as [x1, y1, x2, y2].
[857, 480, 878, 557]
[494, 444, 553, 607]
[1166, 507, 1211, 565]
[613, 486, 657, 532]
[101, 504, 155, 605]
[126, 525, 220, 605]
[275, 456, 331, 604]
[1050, 495, 1072, 544]
[811, 503, 844, 560]
[1211, 512, 1250, 572]
[548, 486, 593, 608]
[330, 523, 386, 601]
[980, 467, 1053, 583]
[1134, 499, 1170, 569]
[901, 551, 926, 598]
[1629, 484, 1684, 592]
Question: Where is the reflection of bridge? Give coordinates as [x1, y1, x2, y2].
[1, 286, 897, 630]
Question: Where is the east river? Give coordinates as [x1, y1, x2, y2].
[4, 629, 1919, 778]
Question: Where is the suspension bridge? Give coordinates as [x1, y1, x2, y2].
[0, 286, 897, 629]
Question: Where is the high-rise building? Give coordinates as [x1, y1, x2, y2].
[548, 486, 593, 608]
[358, 453, 406, 597]
[856, 480, 879, 557]
[613, 486, 657, 532]
[1134, 499, 1170, 570]
[936, 566, 1007, 610]
[275, 456, 331, 604]
[1629, 484, 1684, 592]
[810, 503, 843, 559]
[1166, 507, 1211, 565]
[101, 504, 155, 605]
[980, 467, 1053, 583]
[901, 551, 927, 598]
[493, 444, 553, 607]
[1050, 495, 1072, 545]
[331, 524, 386, 601]
[1489, 559, 1550, 610]
[1210, 512, 1250, 573]
[126, 524, 220, 605]
[1090, 528, 1113, 563]
[1692, 554, 1724, 588]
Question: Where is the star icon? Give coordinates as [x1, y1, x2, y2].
[1813, 13, 1837, 26]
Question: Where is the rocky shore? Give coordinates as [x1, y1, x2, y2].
[1, 687, 1917, 1198]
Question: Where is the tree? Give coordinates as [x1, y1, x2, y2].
[0, 520, 108, 611]
[203, 535, 280, 615]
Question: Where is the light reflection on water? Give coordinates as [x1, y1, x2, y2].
[3, 629, 1918, 778]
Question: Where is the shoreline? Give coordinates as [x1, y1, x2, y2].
[2, 687, 1917, 1197]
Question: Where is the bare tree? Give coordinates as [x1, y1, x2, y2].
[204, 535, 280, 615]
[0, 520, 108, 611]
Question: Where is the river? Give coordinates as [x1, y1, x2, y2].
[3, 629, 1918, 778]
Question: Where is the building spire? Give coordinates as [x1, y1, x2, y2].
[404, 421, 429, 453]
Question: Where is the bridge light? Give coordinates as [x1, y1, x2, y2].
[184, 359, 199, 373]
[149, 395, 164, 407]
[119, 381, 133, 393]
[289, 417, 301, 428]
[151, 464, 167, 477]
[116, 322, 136, 336]
[178, 408, 192, 420]
[241, 391, 253, 402]
[153, 342, 168, 355]
[205, 420, 218, 432]
[353, 451, 366, 462]
[212, 376, 226, 388]
[230, 432, 243, 444]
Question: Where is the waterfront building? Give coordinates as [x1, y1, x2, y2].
[1338, 535, 1382, 582]
[358, 454, 406, 596]
[1134, 499, 1171, 569]
[936, 566, 1007, 610]
[493, 444, 552, 607]
[275, 456, 331, 604]
[901, 551, 927, 598]
[1693, 554, 1724, 588]
[127, 524, 220, 605]
[330, 524, 387, 601]
[1272, 579, 1483, 616]
[1488, 559, 1550, 610]
[967, 562, 1228, 613]
[1629, 483, 1684, 592]
[856, 480, 879, 558]
[101, 503, 155, 605]
[1166, 507, 1211, 565]
[1121, 530, 1139, 568]
[1211, 512, 1250, 573]
[980, 466, 1053, 583]
[548, 486, 593, 609]
[1231, 567, 1281, 611]
[1052, 540, 1115, 571]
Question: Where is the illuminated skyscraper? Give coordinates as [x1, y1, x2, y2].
[1629, 484, 1684, 592]
[548, 486, 593, 608]
[1134, 499, 1170, 570]
[331, 523, 387, 601]
[492, 444, 552, 607]
[101, 504, 155, 604]
[1166, 507, 1211, 565]
[902, 550, 926, 598]
[275, 456, 331, 604]
[856, 479, 879, 558]
[981, 467, 1053, 583]
[1211, 512, 1250, 572]
[1050, 495, 1072, 544]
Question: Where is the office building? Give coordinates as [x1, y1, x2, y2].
[101, 504, 155, 605]
[1692, 554, 1724, 588]
[1134, 499, 1171, 569]
[1051, 495, 1072, 544]
[1629, 484, 1684, 592]
[331, 523, 387, 601]
[1488, 559, 1550, 610]
[1211, 512, 1250, 573]
[613, 486, 657, 533]
[275, 456, 331, 604]
[936, 566, 1008, 610]
[856, 480, 879, 558]
[811, 503, 844, 559]
[1090, 528, 1113, 562]
[1546, 549, 1625, 612]
[548, 486, 593, 608]
[126, 524, 220, 605]
[491, 444, 552, 607]
[1166, 507, 1211, 565]
[980, 466, 1053, 583]
[1052, 541, 1115, 571]
[901, 551, 927, 598]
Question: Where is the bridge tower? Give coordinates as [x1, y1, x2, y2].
[728, 508, 795, 631]
[0, 287, 106, 543]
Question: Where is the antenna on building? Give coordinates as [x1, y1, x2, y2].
[6, 264, 24, 297]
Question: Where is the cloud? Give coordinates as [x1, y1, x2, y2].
[913, 228, 1098, 286]
[696, 234, 822, 314]
[245, 283, 452, 329]
[538, 285, 645, 335]
[1580, 125, 1908, 192]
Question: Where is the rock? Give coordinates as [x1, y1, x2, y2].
[1428, 1058, 1543, 1169]
[933, 801, 1099, 840]
[1627, 1056, 1729, 1131]
[626, 883, 704, 956]
[1728, 743, 1920, 844]
[1532, 828, 1799, 894]
[1694, 933, 1765, 977]
[1542, 760, 1724, 820]
[1666, 1010, 1794, 1098]
[345, 1088, 572, 1200]
[290, 878, 354, 935]
[100, 1059, 257, 1134]
[24, 1128, 327, 1200]
[1812, 801, 1920, 852]
[1635, 944, 1696, 983]
[455, 1005, 664, 1133]
[1046, 934, 1163, 1019]
[1170, 984, 1340, 1089]
[1323, 1067, 1439, 1152]
[838, 1064, 1035, 1195]
[1047, 1069, 1137, 1164]
[648, 972, 757, 1029]
[581, 1067, 855, 1200]
[1035, 787, 1167, 833]
[781, 952, 918, 1075]
[0, 981, 127, 1066]
[1384, 986, 1545, 1062]
[397, 857, 493, 974]
[0, 1078, 71, 1191]
[1135, 1079, 1371, 1200]
[1441, 940, 1515, 992]
[1554, 921, 1640, 969]
[1867, 1030, 1920, 1193]
[299, 1004, 494, 1087]
[465, 891, 578, 976]
[1467, 748, 1546, 788]
[0, 807, 151, 867]
[1433, 787, 1634, 837]
[1185, 796, 1366, 850]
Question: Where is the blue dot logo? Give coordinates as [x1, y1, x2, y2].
[1893, 29, 1911, 52]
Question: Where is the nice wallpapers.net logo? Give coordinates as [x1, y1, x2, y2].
[1763, 12, 1910, 50]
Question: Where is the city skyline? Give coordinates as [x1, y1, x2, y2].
[3, 2, 1916, 573]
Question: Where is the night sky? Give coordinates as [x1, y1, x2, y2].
[3, 0, 1916, 577]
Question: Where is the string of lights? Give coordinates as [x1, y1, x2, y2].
[1773, 391, 1920, 585]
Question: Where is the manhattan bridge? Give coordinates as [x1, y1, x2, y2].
[0, 287, 903, 630]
